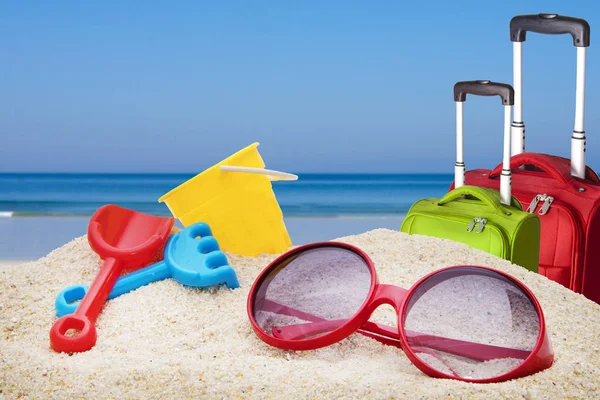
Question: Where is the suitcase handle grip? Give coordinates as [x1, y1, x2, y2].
[454, 80, 514, 105]
[438, 185, 521, 210]
[454, 80, 514, 206]
[510, 14, 590, 47]
[489, 153, 600, 185]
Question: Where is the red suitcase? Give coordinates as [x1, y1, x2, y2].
[450, 14, 600, 304]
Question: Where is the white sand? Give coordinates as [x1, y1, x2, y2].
[1, 229, 600, 399]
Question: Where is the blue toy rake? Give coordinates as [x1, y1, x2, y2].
[55, 222, 239, 317]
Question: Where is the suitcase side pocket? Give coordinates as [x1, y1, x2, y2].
[510, 215, 541, 273]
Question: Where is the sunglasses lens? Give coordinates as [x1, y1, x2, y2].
[402, 267, 540, 380]
[251, 246, 372, 341]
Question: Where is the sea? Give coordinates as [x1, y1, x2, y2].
[0, 173, 453, 260]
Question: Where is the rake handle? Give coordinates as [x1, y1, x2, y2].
[55, 260, 171, 317]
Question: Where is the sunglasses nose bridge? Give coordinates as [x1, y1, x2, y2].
[368, 284, 408, 315]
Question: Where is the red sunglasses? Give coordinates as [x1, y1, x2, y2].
[247, 242, 554, 383]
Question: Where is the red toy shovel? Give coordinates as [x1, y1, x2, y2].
[49, 204, 174, 353]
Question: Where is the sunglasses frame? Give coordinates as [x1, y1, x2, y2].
[247, 241, 554, 383]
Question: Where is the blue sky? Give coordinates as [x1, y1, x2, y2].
[1, 1, 600, 173]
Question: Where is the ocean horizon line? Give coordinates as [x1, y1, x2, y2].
[0, 172, 447, 220]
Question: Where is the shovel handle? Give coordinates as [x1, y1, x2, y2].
[49, 314, 97, 353]
[50, 257, 121, 353]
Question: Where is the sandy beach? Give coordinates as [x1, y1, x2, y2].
[1, 228, 599, 399]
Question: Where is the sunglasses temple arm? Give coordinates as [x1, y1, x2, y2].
[409, 346, 462, 379]
[354, 328, 403, 348]
[405, 332, 531, 361]
[274, 320, 529, 361]
[272, 319, 350, 340]
[260, 299, 402, 342]
[263, 300, 530, 361]
[260, 299, 329, 322]
[362, 322, 531, 360]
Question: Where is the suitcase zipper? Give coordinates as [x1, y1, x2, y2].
[540, 195, 554, 215]
[526, 194, 554, 215]
[477, 218, 487, 233]
[466, 217, 487, 233]
[526, 195, 541, 213]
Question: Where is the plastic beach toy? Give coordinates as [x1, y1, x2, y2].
[54, 222, 239, 317]
[49, 204, 174, 353]
[158, 142, 297, 256]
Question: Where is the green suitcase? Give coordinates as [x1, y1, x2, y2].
[400, 80, 541, 272]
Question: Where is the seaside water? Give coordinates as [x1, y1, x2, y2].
[0, 173, 453, 260]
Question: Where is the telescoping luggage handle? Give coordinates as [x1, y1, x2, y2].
[510, 13, 591, 179]
[453, 80, 514, 206]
